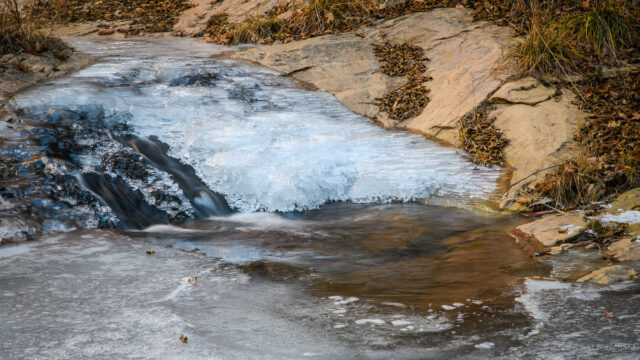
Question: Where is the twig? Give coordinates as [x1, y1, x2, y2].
[507, 164, 561, 189]
[518, 188, 567, 215]
[282, 65, 312, 76]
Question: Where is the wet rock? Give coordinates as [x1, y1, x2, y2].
[0, 50, 94, 98]
[234, 8, 512, 142]
[79, 172, 169, 230]
[97, 29, 115, 35]
[0, 216, 38, 244]
[509, 213, 586, 248]
[577, 265, 638, 285]
[606, 188, 640, 214]
[239, 261, 312, 282]
[608, 237, 640, 262]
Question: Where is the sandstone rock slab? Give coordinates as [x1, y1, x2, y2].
[493, 91, 579, 200]
[510, 213, 586, 247]
[577, 265, 638, 285]
[174, 0, 285, 36]
[234, 8, 512, 144]
[608, 237, 640, 262]
[491, 77, 555, 105]
[607, 188, 640, 214]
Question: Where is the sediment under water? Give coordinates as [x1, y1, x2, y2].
[1, 38, 639, 359]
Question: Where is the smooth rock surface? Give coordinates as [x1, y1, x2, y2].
[0, 50, 94, 98]
[174, 0, 285, 36]
[606, 188, 640, 214]
[491, 77, 555, 105]
[608, 238, 640, 262]
[577, 265, 638, 285]
[493, 86, 579, 202]
[234, 8, 512, 144]
[510, 213, 586, 247]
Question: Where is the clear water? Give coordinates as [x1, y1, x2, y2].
[2, 38, 640, 359]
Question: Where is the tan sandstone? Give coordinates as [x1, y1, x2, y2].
[490, 80, 580, 202]
[174, 0, 287, 36]
[509, 212, 586, 247]
[608, 237, 640, 262]
[577, 265, 638, 285]
[234, 8, 512, 144]
[607, 188, 640, 214]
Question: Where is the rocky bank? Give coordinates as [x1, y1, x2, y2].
[5, 1, 640, 284]
[0, 49, 93, 99]
[230, 8, 582, 207]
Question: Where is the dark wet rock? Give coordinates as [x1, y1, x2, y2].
[239, 260, 313, 282]
[79, 172, 169, 230]
[1, 102, 203, 237]
[168, 72, 219, 87]
[101, 150, 151, 181]
[122, 134, 232, 216]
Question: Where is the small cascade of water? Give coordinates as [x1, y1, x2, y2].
[12, 37, 500, 222]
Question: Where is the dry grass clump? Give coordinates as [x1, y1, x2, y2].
[504, 0, 639, 77]
[458, 102, 509, 167]
[561, 0, 637, 60]
[205, 0, 376, 45]
[372, 41, 431, 122]
[533, 71, 640, 207]
[1, 0, 67, 56]
[24, 0, 193, 34]
[505, 15, 581, 78]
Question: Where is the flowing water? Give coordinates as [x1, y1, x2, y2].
[1, 38, 639, 359]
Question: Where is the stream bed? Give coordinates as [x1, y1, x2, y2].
[1, 38, 639, 359]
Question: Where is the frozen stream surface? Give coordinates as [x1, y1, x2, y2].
[2, 38, 640, 359]
[13, 37, 499, 213]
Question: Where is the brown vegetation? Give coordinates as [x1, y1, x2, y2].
[459, 102, 509, 167]
[1, 0, 68, 56]
[24, 0, 193, 34]
[533, 70, 640, 208]
[372, 42, 431, 123]
[204, 0, 376, 45]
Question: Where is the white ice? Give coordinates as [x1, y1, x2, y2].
[14, 38, 500, 213]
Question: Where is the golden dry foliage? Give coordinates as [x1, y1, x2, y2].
[505, 15, 581, 77]
[561, 0, 637, 59]
[372, 42, 431, 123]
[372, 41, 427, 77]
[375, 76, 432, 122]
[1, 0, 67, 56]
[24, 0, 193, 34]
[534, 71, 640, 207]
[205, 0, 376, 45]
[458, 102, 509, 167]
